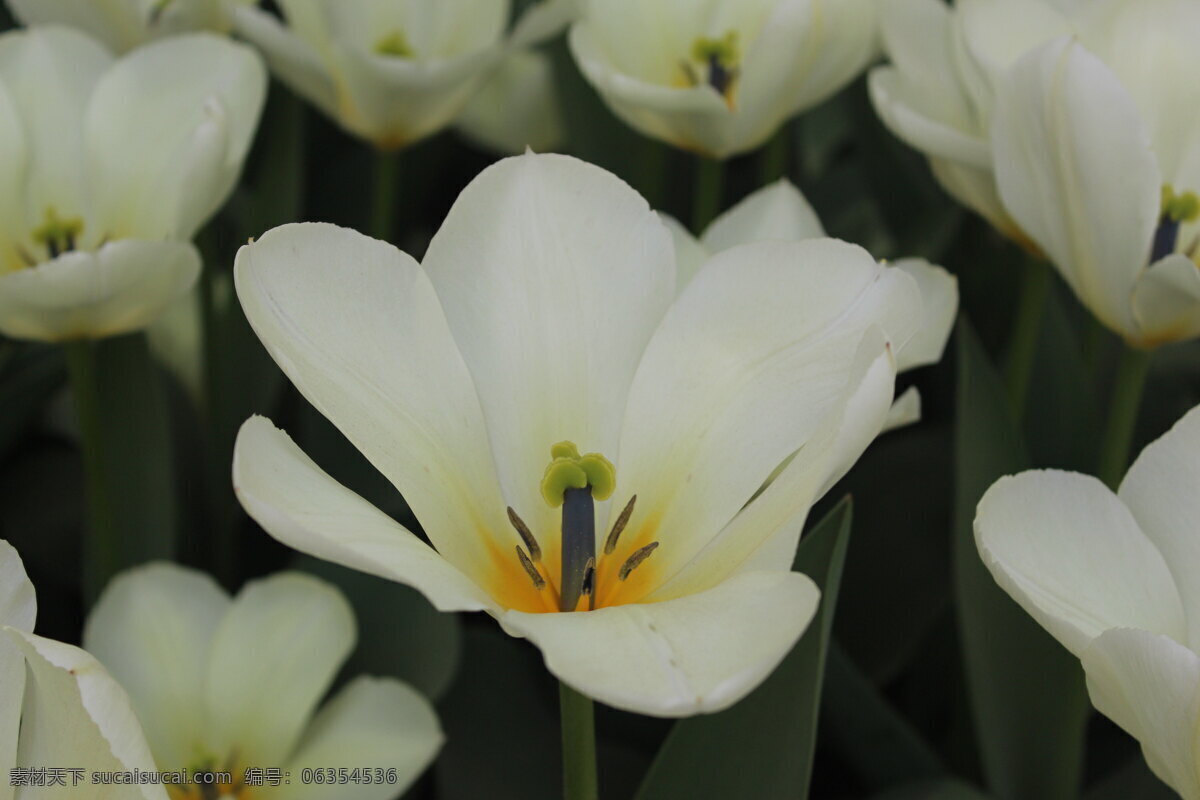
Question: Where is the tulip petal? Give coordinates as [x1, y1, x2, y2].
[273, 678, 443, 800]
[928, 157, 1016, 236]
[455, 49, 565, 155]
[6, 0, 143, 53]
[1080, 628, 1200, 800]
[891, 258, 958, 371]
[422, 153, 674, 570]
[611, 240, 917, 602]
[991, 38, 1160, 339]
[659, 212, 709, 291]
[0, 27, 111, 236]
[85, 34, 266, 240]
[234, 223, 513, 585]
[1131, 254, 1200, 346]
[0, 540, 34, 792]
[974, 470, 1185, 657]
[1119, 405, 1200, 649]
[700, 179, 824, 253]
[231, 4, 340, 120]
[0, 539, 34, 633]
[0, 239, 200, 342]
[884, 385, 922, 431]
[501, 569, 820, 717]
[5, 629, 165, 798]
[204, 572, 354, 767]
[232, 416, 495, 614]
[83, 563, 230, 771]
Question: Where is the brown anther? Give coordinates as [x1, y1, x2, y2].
[582, 558, 596, 611]
[507, 506, 541, 561]
[515, 546, 545, 590]
[618, 542, 659, 581]
[604, 495, 637, 555]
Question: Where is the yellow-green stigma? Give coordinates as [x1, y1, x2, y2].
[31, 207, 84, 261]
[540, 442, 615, 507]
[681, 31, 741, 105]
[1154, 185, 1200, 262]
[375, 29, 414, 58]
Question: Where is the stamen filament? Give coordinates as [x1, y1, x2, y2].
[507, 506, 541, 561]
[516, 546, 545, 590]
[604, 495, 636, 555]
[619, 542, 659, 581]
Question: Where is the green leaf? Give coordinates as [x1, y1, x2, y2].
[0, 342, 64, 460]
[293, 556, 462, 702]
[1083, 755, 1176, 800]
[635, 497, 853, 800]
[954, 317, 1089, 800]
[871, 778, 991, 800]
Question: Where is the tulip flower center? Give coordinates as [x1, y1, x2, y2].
[148, 0, 176, 25]
[25, 207, 85, 265]
[167, 756, 251, 800]
[375, 29, 415, 59]
[506, 441, 659, 612]
[1153, 184, 1200, 263]
[678, 31, 741, 108]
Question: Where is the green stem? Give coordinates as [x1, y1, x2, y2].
[65, 334, 176, 603]
[1097, 344, 1152, 489]
[691, 156, 724, 233]
[1002, 258, 1051, 422]
[559, 682, 598, 800]
[371, 149, 401, 243]
[759, 127, 789, 186]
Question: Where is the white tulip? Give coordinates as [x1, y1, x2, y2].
[84, 563, 443, 799]
[0, 27, 266, 342]
[872, 0, 1200, 346]
[5, 0, 256, 54]
[0, 539, 167, 800]
[232, 0, 574, 150]
[976, 405, 1200, 800]
[569, 0, 879, 159]
[455, 49, 565, 155]
[231, 152, 930, 717]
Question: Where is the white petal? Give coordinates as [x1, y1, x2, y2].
[231, 4, 340, 120]
[5, 629, 165, 799]
[455, 49, 564, 155]
[1081, 628, 1200, 800]
[272, 678, 443, 800]
[422, 152, 674, 574]
[510, 0, 580, 49]
[1131, 254, 1200, 347]
[659, 212, 710, 292]
[204, 572, 354, 767]
[700, 179, 824, 253]
[232, 416, 496, 613]
[869, 67, 992, 167]
[991, 38, 1160, 339]
[0, 539, 35, 632]
[884, 385, 922, 431]
[234, 223, 513, 590]
[0, 239, 200, 342]
[6, 0, 143, 53]
[0, 27, 111, 235]
[890, 258, 958, 371]
[610, 240, 917, 603]
[501, 570, 820, 717]
[0, 71, 28, 267]
[85, 34, 267, 240]
[974, 470, 1186, 657]
[82, 563, 230, 771]
[928, 157, 1017, 238]
[1119, 405, 1200, 649]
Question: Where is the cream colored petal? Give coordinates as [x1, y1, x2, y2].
[1119, 405, 1200, 649]
[612, 241, 917, 601]
[82, 563, 230, 772]
[422, 153, 674, 574]
[0, 540, 34, 795]
[991, 38, 1160, 339]
[700, 179, 825, 252]
[0, 540, 35, 633]
[868, 68, 991, 168]
[455, 49, 564, 155]
[659, 212, 710, 292]
[319, 0, 506, 60]
[271, 678, 443, 800]
[883, 385, 922, 432]
[231, 4, 340, 120]
[501, 570, 819, 717]
[767, 0, 879, 117]
[234, 223, 512, 586]
[6, 629, 166, 799]
[5, 0, 144, 53]
[1131, 254, 1200, 347]
[1081, 628, 1200, 800]
[204, 572, 354, 768]
[0, 77, 28, 270]
[928, 157, 1015, 236]
[0, 239, 200, 342]
[232, 416, 495, 613]
[85, 34, 267, 240]
[891, 258, 958, 372]
[510, 0, 580, 49]
[0, 27, 112, 236]
[975, 470, 1186, 657]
